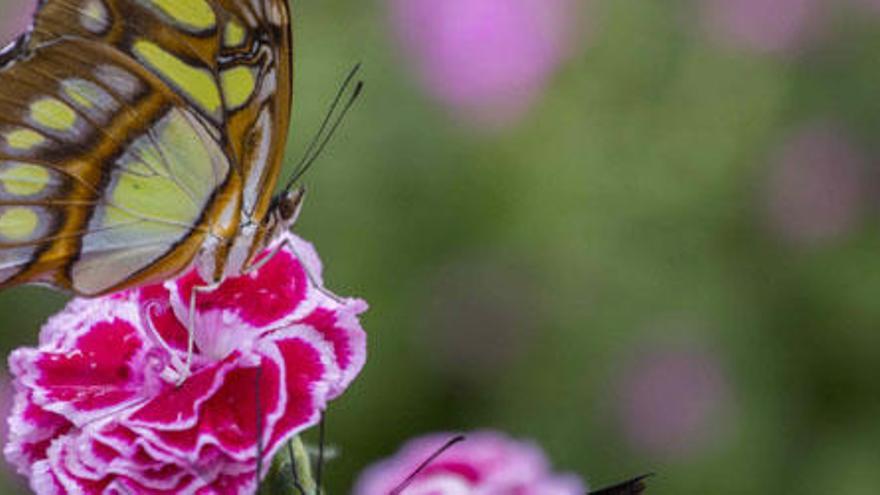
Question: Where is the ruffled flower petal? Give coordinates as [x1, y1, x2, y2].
[6, 233, 367, 495]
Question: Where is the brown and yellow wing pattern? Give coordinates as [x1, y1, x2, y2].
[0, 0, 292, 295]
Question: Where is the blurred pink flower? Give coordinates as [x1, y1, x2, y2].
[0, 0, 34, 47]
[850, 0, 880, 14]
[5, 233, 367, 495]
[701, 0, 826, 55]
[616, 341, 731, 459]
[354, 431, 584, 495]
[765, 121, 869, 246]
[389, 0, 579, 128]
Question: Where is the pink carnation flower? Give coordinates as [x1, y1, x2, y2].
[4, 233, 367, 495]
[354, 431, 584, 495]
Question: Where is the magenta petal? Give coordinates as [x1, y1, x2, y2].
[302, 308, 353, 370]
[35, 321, 144, 408]
[11, 314, 155, 425]
[175, 248, 308, 329]
[195, 470, 257, 495]
[37, 437, 111, 495]
[135, 353, 284, 463]
[126, 352, 239, 430]
[188, 356, 282, 458]
[110, 475, 203, 495]
[296, 298, 368, 398]
[4, 392, 73, 476]
[265, 337, 326, 454]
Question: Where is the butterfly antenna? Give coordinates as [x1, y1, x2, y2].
[295, 63, 360, 174]
[589, 473, 654, 495]
[283, 63, 364, 192]
[315, 412, 327, 495]
[388, 435, 467, 495]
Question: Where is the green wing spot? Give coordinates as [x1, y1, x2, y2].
[0, 207, 40, 241]
[221, 66, 257, 110]
[143, 0, 217, 32]
[133, 40, 221, 116]
[30, 98, 78, 131]
[5, 129, 46, 151]
[0, 162, 52, 196]
[72, 108, 229, 294]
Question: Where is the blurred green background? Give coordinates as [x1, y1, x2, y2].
[1, 0, 880, 494]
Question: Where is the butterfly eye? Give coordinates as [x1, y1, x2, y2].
[255, 26, 272, 45]
[277, 186, 306, 223]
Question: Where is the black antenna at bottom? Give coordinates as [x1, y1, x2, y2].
[589, 473, 654, 495]
[389, 435, 467, 495]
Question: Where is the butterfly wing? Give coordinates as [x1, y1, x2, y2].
[0, 38, 231, 295]
[0, 0, 292, 295]
[29, 0, 293, 218]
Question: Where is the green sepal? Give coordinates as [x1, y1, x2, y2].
[258, 436, 317, 495]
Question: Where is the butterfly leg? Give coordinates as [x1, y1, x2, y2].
[175, 280, 222, 386]
[245, 238, 286, 274]
[243, 237, 344, 304]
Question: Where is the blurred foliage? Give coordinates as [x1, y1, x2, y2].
[0, 0, 879, 494]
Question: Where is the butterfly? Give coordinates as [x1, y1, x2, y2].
[0, 0, 306, 297]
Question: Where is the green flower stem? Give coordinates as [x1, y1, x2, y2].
[259, 436, 318, 495]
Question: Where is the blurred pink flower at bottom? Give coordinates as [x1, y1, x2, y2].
[765, 121, 869, 246]
[616, 343, 731, 459]
[389, 0, 579, 128]
[701, 0, 825, 55]
[354, 431, 584, 495]
[851, 0, 880, 14]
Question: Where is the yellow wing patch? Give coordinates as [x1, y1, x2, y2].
[72, 107, 229, 294]
[4, 129, 46, 151]
[223, 20, 246, 48]
[142, 0, 217, 32]
[0, 207, 40, 241]
[29, 97, 78, 132]
[0, 163, 52, 196]
[221, 66, 257, 110]
[132, 40, 221, 116]
[107, 109, 221, 223]
[108, 173, 193, 224]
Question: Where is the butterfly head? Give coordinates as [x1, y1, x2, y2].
[265, 186, 306, 238]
